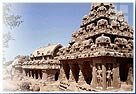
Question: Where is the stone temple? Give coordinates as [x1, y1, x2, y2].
[22, 44, 62, 81]
[58, 3, 133, 91]
[12, 3, 133, 91]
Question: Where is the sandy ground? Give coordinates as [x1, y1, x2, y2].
[2, 73, 133, 92]
[3, 73, 61, 92]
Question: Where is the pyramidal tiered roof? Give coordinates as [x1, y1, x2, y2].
[59, 3, 133, 60]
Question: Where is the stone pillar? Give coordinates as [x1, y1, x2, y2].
[34, 70, 37, 79]
[127, 64, 133, 85]
[27, 69, 29, 77]
[22, 69, 26, 76]
[78, 69, 86, 84]
[60, 66, 68, 81]
[31, 70, 34, 78]
[28, 69, 31, 77]
[38, 70, 41, 80]
[42, 70, 47, 81]
[67, 61, 79, 91]
[102, 63, 106, 90]
[113, 63, 120, 88]
[68, 63, 75, 83]
[39, 70, 42, 79]
[78, 62, 86, 85]
[25, 70, 27, 77]
[69, 69, 74, 82]
[46, 71, 54, 81]
[30, 70, 33, 79]
[90, 63, 97, 88]
[36, 70, 38, 79]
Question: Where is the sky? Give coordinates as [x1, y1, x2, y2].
[3, 3, 134, 62]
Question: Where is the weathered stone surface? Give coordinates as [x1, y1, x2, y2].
[59, 2, 133, 91]
[11, 3, 133, 92]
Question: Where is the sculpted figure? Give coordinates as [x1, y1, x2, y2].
[82, 38, 93, 46]
[96, 65, 102, 87]
[106, 66, 113, 87]
[97, 19, 108, 29]
[72, 42, 80, 52]
[114, 38, 128, 50]
[82, 39, 93, 50]
[97, 6, 107, 16]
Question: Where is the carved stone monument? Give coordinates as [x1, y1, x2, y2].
[59, 3, 133, 91]
[12, 3, 133, 92]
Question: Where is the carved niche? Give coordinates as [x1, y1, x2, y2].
[71, 42, 81, 52]
[114, 38, 128, 51]
[106, 63, 113, 87]
[111, 19, 120, 30]
[96, 63, 103, 87]
[82, 38, 94, 50]
[97, 19, 108, 29]
[97, 5, 107, 16]
[95, 34, 111, 48]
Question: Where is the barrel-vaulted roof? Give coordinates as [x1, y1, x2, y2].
[30, 44, 62, 57]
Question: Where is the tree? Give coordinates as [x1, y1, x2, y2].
[3, 31, 14, 48]
[3, 3, 23, 48]
[3, 3, 23, 63]
[3, 4, 23, 30]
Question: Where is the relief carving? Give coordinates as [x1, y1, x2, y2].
[106, 64, 113, 87]
[97, 19, 108, 29]
[96, 64, 103, 87]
